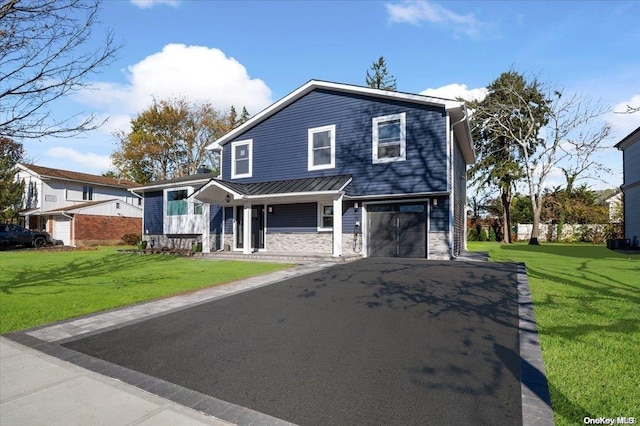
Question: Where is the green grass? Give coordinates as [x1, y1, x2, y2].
[468, 242, 640, 425]
[0, 247, 291, 334]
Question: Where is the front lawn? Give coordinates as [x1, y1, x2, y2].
[468, 242, 639, 425]
[0, 247, 291, 334]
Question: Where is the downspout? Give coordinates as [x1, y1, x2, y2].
[449, 105, 468, 259]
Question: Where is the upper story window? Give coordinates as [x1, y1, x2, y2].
[194, 203, 203, 215]
[82, 186, 94, 200]
[372, 112, 406, 163]
[167, 189, 188, 216]
[308, 125, 336, 171]
[231, 139, 253, 179]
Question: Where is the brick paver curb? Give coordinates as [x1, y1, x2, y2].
[517, 263, 555, 426]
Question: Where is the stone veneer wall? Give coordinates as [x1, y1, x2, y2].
[266, 232, 332, 254]
[429, 232, 451, 260]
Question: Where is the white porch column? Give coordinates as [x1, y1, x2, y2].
[243, 201, 252, 254]
[202, 203, 210, 254]
[332, 195, 343, 257]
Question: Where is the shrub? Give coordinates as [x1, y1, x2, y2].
[604, 223, 623, 240]
[121, 233, 141, 246]
[488, 228, 496, 242]
[468, 228, 479, 241]
[479, 229, 488, 241]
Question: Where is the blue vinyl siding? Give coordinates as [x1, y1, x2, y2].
[341, 201, 361, 233]
[221, 89, 448, 196]
[143, 191, 163, 234]
[267, 203, 316, 233]
[430, 197, 449, 232]
[224, 207, 233, 234]
[209, 205, 223, 233]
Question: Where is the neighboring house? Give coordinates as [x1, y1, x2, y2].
[615, 126, 640, 246]
[16, 164, 142, 246]
[133, 80, 474, 259]
[606, 192, 624, 224]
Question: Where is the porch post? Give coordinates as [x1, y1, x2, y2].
[332, 195, 343, 257]
[243, 201, 252, 254]
[202, 203, 210, 254]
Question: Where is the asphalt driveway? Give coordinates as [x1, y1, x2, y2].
[64, 258, 522, 425]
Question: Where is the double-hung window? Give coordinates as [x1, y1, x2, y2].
[231, 139, 252, 178]
[318, 204, 334, 231]
[372, 112, 406, 163]
[308, 125, 335, 170]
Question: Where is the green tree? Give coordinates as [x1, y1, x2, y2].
[0, 0, 119, 139]
[228, 106, 238, 128]
[468, 71, 547, 243]
[0, 137, 25, 222]
[112, 97, 232, 183]
[366, 56, 397, 91]
[239, 106, 250, 125]
[510, 194, 533, 225]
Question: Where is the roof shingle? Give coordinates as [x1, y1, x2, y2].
[20, 164, 139, 188]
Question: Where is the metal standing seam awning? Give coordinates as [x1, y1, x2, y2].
[189, 175, 353, 205]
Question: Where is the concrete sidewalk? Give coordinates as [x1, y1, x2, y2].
[0, 337, 230, 425]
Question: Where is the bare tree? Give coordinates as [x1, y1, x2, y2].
[0, 0, 119, 139]
[492, 79, 612, 244]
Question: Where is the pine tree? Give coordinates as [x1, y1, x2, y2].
[239, 106, 250, 125]
[366, 56, 397, 91]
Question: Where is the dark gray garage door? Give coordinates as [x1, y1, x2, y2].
[367, 203, 427, 258]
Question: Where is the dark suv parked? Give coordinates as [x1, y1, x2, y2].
[0, 224, 52, 249]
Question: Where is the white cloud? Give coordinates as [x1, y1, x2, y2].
[46, 147, 113, 172]
[130, 0, 179, 9]
[386, 0, 487, 38]
[73, 44, 273, 134]
[609, 94, 640, 140]
[420, 83, 487, 102]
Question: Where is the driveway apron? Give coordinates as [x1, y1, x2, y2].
[64, 258, 522, 425]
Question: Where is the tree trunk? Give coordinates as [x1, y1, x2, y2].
[529, 195, 542, 245]
[501, 189, 512, 244]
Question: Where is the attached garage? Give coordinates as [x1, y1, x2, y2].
[366, 203, 427, 258]
[53, 217, 71, 246]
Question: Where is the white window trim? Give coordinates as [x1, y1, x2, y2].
[308, 124, 336, 171]
[231, 139, 253, 179]
[372, 112, 406, 164]
[317, 203, 334, 232]
[164, 186, 194, 217]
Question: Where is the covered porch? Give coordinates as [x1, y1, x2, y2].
[190, 175, 352, 257]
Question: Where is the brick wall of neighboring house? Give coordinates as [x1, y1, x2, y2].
[74, 214, 142, 246]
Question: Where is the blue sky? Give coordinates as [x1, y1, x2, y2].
[22, 0, 640, 190]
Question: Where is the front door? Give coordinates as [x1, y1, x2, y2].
[236, 205, 265, 250]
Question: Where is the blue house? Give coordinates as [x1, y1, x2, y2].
[133, 80, 474, 259]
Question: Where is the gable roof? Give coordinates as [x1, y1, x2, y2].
[18, 164, 138, 189]
[206, 80, 475, 163]
[614, 126, 640, 150]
